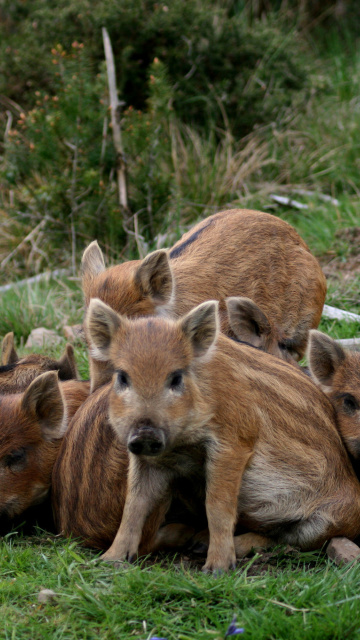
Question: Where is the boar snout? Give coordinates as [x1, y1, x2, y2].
[127, 424, 166, 457]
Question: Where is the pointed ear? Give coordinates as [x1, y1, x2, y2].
[21, 371, 66, 440]
[134, 250, 173, 305]
[1, 332, 19, 365]
[180, 301, 219, 357]
[56, 344, 79, 380]
[81, 240, 106, 278]
[226, 297, 271, 347]
[307, 330, 346, 389]
[86, 298, 125, 361]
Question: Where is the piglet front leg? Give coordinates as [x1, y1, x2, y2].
[203, 442, 253, 574]
[101, 457, 170, 563]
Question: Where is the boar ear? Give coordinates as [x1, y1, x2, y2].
[86, 298, 125, 361]
[134, 250, 174, 305]
[21, 371, 66, 440]
[1, 332, 19, 365]
[226, 297, 271, 347]
[181, 301, 219, 357]
[307, 330, 346, 389]
[56, 344, 79, 380]
[81, 240, 106, 278]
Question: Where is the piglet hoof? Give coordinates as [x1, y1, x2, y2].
[100, 550, 137, 565]
[202, 553, 236, 575]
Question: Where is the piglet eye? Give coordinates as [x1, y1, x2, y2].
[169, 371, 184, 391]
[116, 370, 130, 390]
[343, 394, 359, 415]
[4, 448, 27, 470]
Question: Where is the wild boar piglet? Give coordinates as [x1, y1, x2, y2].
[82, 209, 326, 388]
[0, 331, 79, 393]
[0, 372, 89, 525]
[308, 330, 360, 461]
[84, 297, 360, 573]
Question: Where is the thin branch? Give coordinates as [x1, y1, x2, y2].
[0, 219, 47, 268]
[100, 115, 108, 170]
[4, 110, 13, 142]
[270, 194, 309, 210]
[322, 304, 360, 323]
[0, 269, 69, 293]
[69, 119, 80, 277]
[336, 338, 360, 351]
[102, 27, 131, 230]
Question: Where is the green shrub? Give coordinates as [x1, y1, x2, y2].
[0, 0, 310, 137]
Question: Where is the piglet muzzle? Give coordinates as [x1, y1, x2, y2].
[127, 425, 166, 457]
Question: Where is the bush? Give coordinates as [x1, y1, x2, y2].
[0, 0, 311, 137]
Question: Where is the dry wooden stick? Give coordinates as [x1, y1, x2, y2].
[102, 27, 131, 232]
[0, 219, 47, 268]
[336, 338, 360, 351]
[322, 304, 360, 324]
[4, 110, 13, 142]
[0, 270, 69, 293]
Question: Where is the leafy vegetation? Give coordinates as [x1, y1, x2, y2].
[0, 0, 359, 281]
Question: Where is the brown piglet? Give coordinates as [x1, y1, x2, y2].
[0, 373, 89, 525]
[82, 209, 326, 388]
[0, 332, 79, 393]
[73, 298, 360, 573]
[308, 330, 360, 461]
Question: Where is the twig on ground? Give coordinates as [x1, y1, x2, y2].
[0, 270, 69, 293]
[322, 305, 360, 323]
[270, 194, 309, 210]
[336, 338, 360, 351]
[292, 189, 340, 206]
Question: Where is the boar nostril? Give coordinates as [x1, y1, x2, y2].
[148, 440, 164, 454]
[127, 430, 165, 457]
[128, 439, 144, 455]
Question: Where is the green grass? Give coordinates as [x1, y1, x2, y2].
[2, 533, 360, 640]
[0, 277, 84, 342]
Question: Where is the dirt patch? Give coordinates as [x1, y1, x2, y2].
[320, 226, 360, 282]
[322, 253, 360, 280]
[150, 544, 315, 576]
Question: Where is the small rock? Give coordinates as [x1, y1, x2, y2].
[63, 324, 84, 342]
[25, 328, 62, 349]
[38, 588, 57, 604]
[326, 537, 360, 565]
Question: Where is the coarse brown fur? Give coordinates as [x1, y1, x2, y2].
[81, 209, 326, 388]
[0, 374, 89, 524]
[52, 383, 128, 549]
[52, 299, 360, 572]
[308, 331, 360, 462]
[0, 332, 79, 393]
